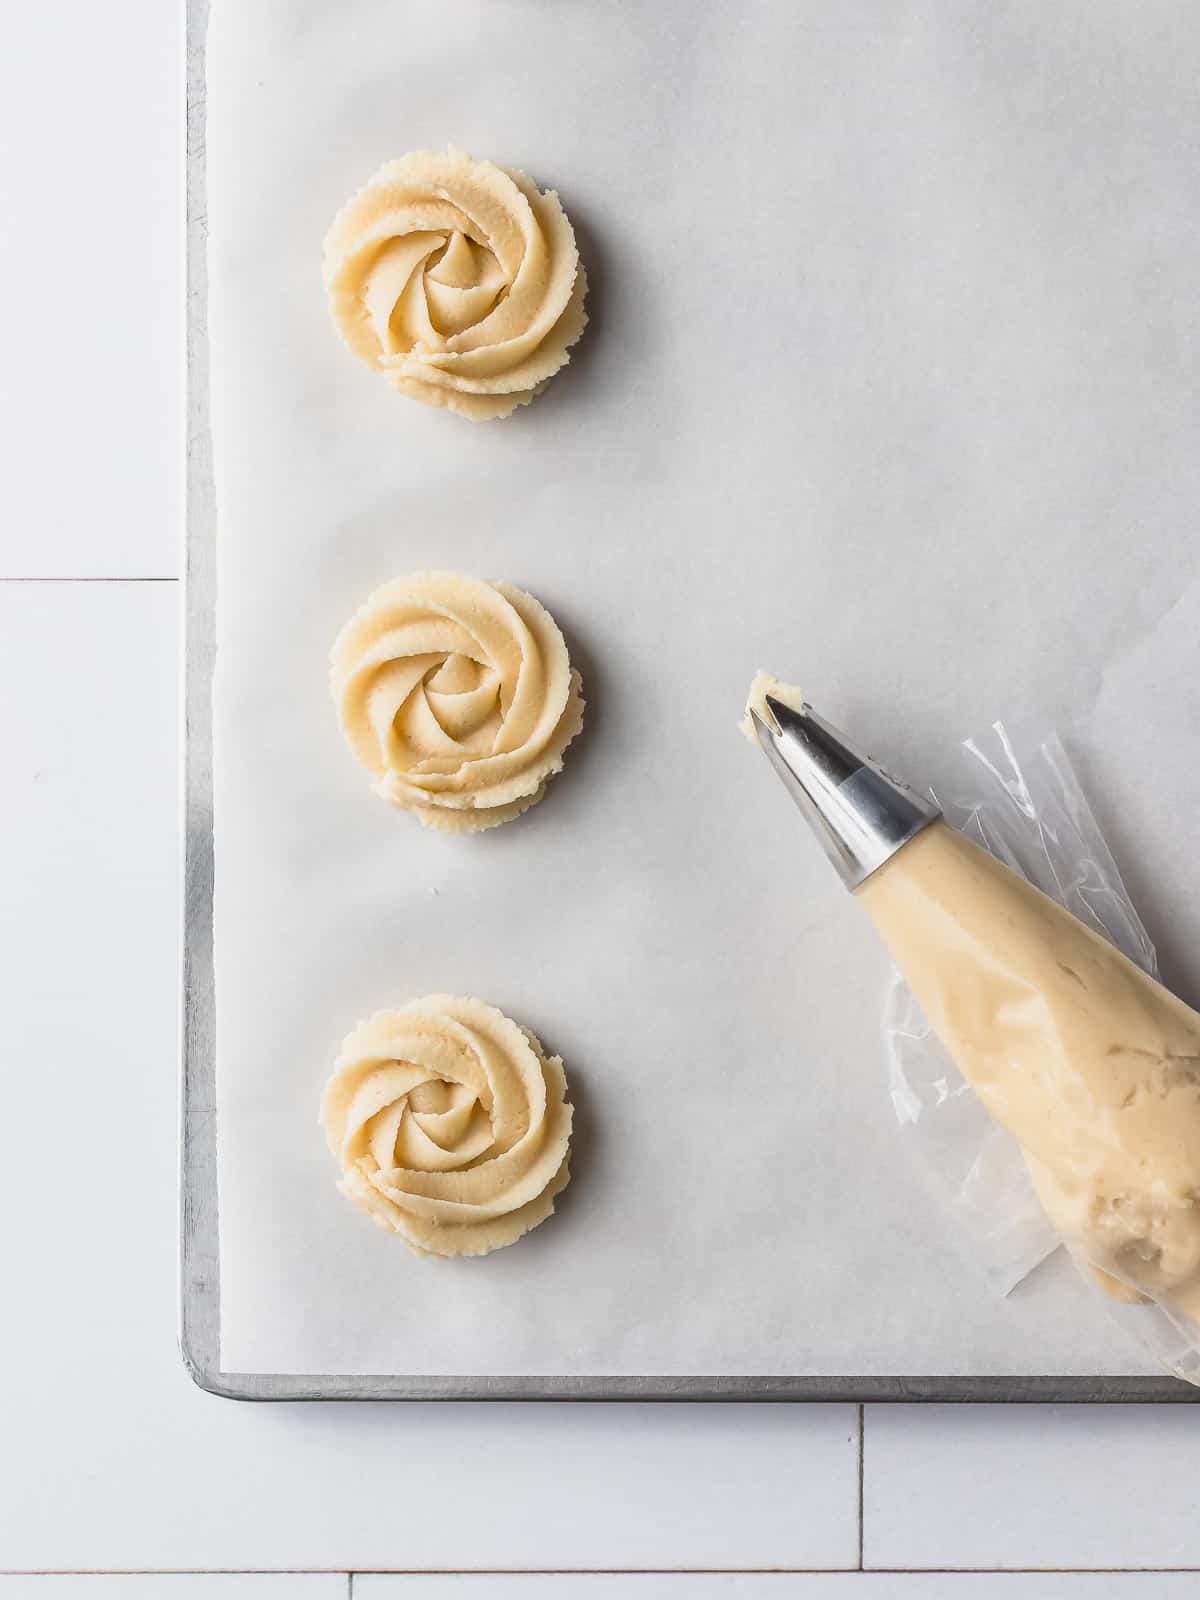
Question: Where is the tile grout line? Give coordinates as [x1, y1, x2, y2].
[7, 1566, 1200, 1576]
[340, 1568, 1200, 1577]
[856, 1402, 865, 1569]
[0, 576, 179, 584]
[312, 1567, 1200, 1576]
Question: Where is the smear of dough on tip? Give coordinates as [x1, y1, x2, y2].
[739, 671, 808, 743]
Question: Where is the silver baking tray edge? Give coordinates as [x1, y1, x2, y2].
[179, 0, 1195, 1402]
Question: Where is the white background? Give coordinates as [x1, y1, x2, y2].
[0, 0, 1198, 1589]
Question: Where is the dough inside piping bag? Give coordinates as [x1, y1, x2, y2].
[862, 819, 1200, 1324]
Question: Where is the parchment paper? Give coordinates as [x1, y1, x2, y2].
[208, 0, 1200, 1375]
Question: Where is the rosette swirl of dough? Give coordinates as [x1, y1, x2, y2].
[323, 146, 588, 419]
[320, 996, 573, 1257]
[331, 571, 584, 832]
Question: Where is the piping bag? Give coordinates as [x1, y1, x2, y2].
[744, 677, 1200, 1352]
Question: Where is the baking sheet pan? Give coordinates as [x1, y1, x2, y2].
[181, 0, 1198, 1400]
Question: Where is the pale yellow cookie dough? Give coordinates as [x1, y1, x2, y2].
[331, 571, 584, 833]
[739, 671, 808, 742]
[323, 146, 588, 419]
[320, 995, 573, 1258]
[860, 820, 1200, 1320]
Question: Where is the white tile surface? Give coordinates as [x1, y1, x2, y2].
[0, 584, 856, 1572]
[355, 1583, 1200, 1598]
[0, 3, 179, 577]
[2, 0, 1199, 1576]
[865, 1404, 1200, 1570]
[0, 1582, 343, 1598]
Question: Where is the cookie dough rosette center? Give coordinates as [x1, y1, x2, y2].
[323, 146, 588, 419]
[331, 571, 584, 832]
[320, 996, 573, 1257]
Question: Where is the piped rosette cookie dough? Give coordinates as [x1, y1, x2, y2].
[320, 996, 573, 1258]
[323, 146, 588, 419]
[331, 571, 584, 832]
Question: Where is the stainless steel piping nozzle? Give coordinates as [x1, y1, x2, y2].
[749, 695, 941, 890]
